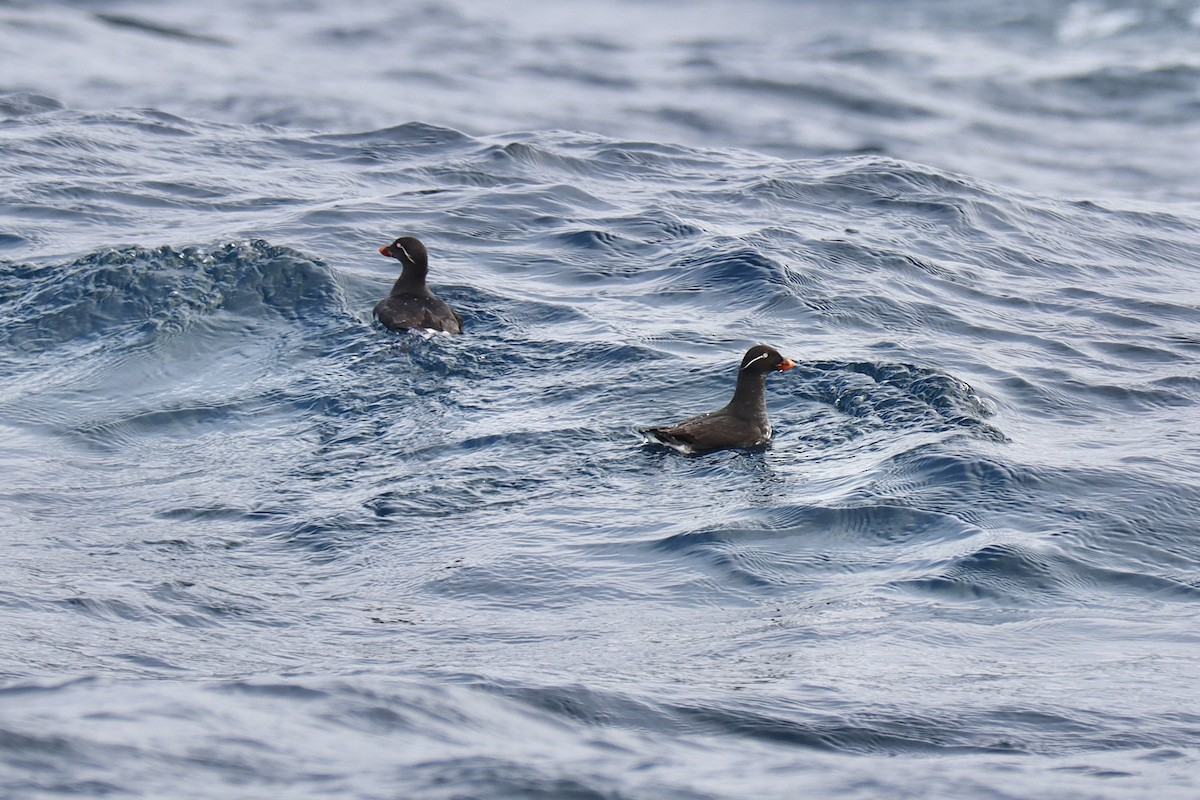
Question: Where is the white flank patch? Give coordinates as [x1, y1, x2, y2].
[643, 430, 697, 455]
[411, 327, 453, 340]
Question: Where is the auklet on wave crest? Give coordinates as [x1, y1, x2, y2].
[644, 345, 795, 455]
[374, 236, 463, 334]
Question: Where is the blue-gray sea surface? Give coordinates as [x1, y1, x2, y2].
[3, 1, 1200, 798]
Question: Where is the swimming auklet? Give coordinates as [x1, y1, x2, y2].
[374, 236, 463, 334]
[644, 345, 795, 455]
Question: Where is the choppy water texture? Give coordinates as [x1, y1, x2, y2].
[3, 1, 1200, 798]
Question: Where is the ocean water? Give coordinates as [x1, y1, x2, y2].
[3, 0, 1200, 798]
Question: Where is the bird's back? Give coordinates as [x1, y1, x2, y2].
[374, 291, 462, 334]
[645, 407, 770, 455]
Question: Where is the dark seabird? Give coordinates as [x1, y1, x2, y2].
[644, 345, 795, 455]
[374, 236, 463, 334]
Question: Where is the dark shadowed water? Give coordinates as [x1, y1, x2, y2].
[3, 1, 1200, 798]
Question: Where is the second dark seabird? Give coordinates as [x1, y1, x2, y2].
[374, 236, 463, 334]
[644, 345, 795, 455]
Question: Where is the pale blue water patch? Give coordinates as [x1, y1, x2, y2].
[3, 1, 1200, 798]
[5, 0, 1200, 201]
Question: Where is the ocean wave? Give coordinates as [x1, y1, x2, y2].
[0, 240, 347, 354]
[4, 12, 1200, 794]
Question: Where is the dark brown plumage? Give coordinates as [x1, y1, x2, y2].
[373, 236, 463, 334]
[644, 345, 795, 454]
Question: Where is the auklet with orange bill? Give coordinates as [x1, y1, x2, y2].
[374, 236, 463, 334]
[644, 345, 795, 454]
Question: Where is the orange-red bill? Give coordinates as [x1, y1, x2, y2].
[778, 359, 795, 371]
[378, 246, 391, 257]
